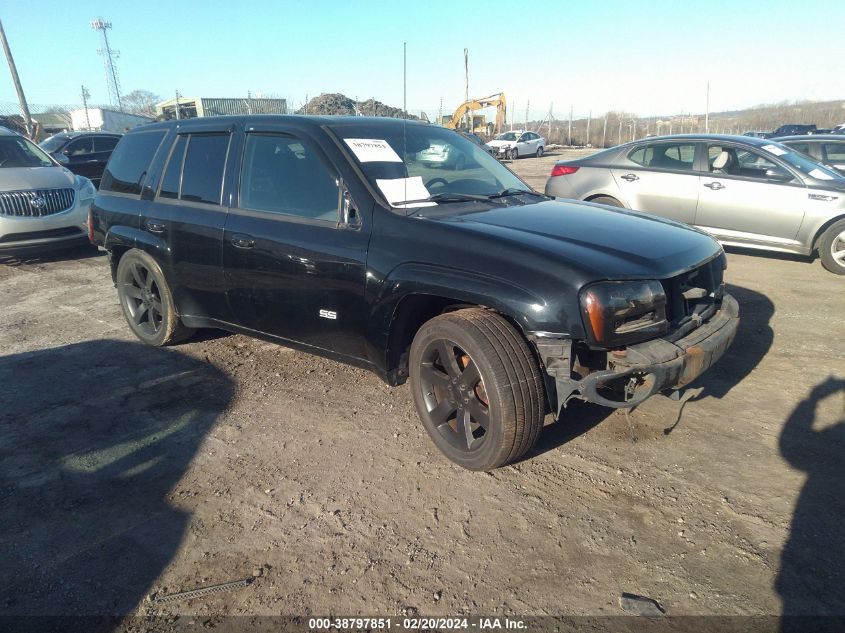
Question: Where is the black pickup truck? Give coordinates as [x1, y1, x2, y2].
[90, 116, 739, 470]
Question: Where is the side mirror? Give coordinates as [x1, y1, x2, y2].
[765, 167, 792, 183]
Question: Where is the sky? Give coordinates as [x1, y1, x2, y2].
[2, 0, 844, 121]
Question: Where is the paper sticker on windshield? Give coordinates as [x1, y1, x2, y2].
[376, 176, 435, 208]
[761, 144, 787, 156]
[809, 168, 835, 180]
[344, 138, 402, 163]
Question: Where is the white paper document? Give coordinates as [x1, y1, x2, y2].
[375, 176, 436, 208]
[344, 138, 402, 163]
[761, 144, 787, 156]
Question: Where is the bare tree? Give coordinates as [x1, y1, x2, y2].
[122, 90, 160, 117]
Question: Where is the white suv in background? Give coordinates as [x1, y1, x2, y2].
[0, 127, 97, 258]
[487, 130, 546, 160]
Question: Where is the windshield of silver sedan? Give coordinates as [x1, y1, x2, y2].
[331, 122, 532, 211]
[0, 137, 55, 168]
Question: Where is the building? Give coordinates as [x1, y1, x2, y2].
[155, 96, 288, 120]
[69, 108, 154, 133]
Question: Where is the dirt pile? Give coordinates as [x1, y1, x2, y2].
[296, 93, 417, 119]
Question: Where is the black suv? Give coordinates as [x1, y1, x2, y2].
[39, 132, 122, 188]
[771, 124, 817, 137]
[91, 116, 739, 470]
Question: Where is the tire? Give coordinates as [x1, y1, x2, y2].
[589, 195, 623, 208]
[509, 147, 519, 161]
[536, 145, 544, 158]
[819, 219, 845, 275]
[409, 308, 545, 471]
[115, 248, 195, 346]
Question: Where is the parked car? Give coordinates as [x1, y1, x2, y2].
[0, 127, 97, 258]
[771, 124, 817, 137]
[487, 130, 546, 160]
[545, 134, 845, 275]
[833, 124, 845, 135]
[775, 135, 845, 176]
[91, 116, 738, 470]
[742, 131, 770, 139]
[39, 132, 122, 188]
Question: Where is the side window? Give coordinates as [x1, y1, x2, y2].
[788, 142, 811, 156]
[158, 135, 188, 200]
[180, 133, 230, 205]
[824, 143, 845, 162]
[629, 144, 695, 170]
[708, 145, 785, 181]
[239, 133, 339, 221]
[94, 137, 119, 152]
[66, 138, 94, 156]
[100, 131, 167, 195]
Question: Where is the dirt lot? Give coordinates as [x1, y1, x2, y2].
[1, 152, 844, 629]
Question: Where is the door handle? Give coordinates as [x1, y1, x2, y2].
[146, 220, 166, 234]
[86, 159, 99, 163]
[621, 173, 639, 182]
[230, 234, 255, 249]
[703, 182, 725, 190]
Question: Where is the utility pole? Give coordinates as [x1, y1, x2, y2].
[174, 90, 181, 120]
[602, 114, 608, 148]
[81, 86, 92, 131]
[618, 119, 622, 145]
[0, 19, 34, 138]
[403, 43, 407, 119]
[586, 110, 592, 146]
[705, 81, 710, 133]
[567, 105, 572, 146]
[463, 48, 469, 130]
[525, 100, 529, 129]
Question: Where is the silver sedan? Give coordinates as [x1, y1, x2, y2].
[545, 134, 845, 275]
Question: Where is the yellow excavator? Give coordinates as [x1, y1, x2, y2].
[445, 93, 506, 135]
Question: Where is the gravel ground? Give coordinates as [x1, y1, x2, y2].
[1, 153, 843, 628]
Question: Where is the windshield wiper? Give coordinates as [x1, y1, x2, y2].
[486, 188, 548, 199]
[396, 192, 491, 209]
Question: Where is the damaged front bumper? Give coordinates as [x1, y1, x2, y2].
[539, 294, 740, 412]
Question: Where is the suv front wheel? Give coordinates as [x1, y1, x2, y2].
[409, 308, 545, 470]
[116, 248, 195, 346]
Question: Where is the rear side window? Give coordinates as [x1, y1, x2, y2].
[239, 133, 339, 221]
[824, 143, 845, 162]
[94, 137, 119, 152]
[101, 130, 167, 195]
[159, 135, 188, 200]
[180, 133, 230, 205]
[629, 143, 696, 171]
[787, 142, 811, 156]
[66, 138, 94, 156]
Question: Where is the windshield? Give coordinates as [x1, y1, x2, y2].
[39, 134, 69, 153]
[331, 122, 529, 210]
[760, 143, 844, 181]
[494, 132, 519, 141]
[0, 136, 55, 168]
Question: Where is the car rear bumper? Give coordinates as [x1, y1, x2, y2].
[553, 294, 740, 410]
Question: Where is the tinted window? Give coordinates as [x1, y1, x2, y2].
[94, 136, 119, 152]
[159, 135, 187, 200]
[787, 142, 811, 156]
[824, 143, 845, 162]
[707, 145, 786, 181]
[101, 130, 167, 195]
[180, 133, 230, 205]
[629, 143, 695, 170]
[240, 133, 339, 221]
[66, 138, 95, 156]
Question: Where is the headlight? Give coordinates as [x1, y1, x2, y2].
[75, 176, 96, 202]
[580, 280, 668, 347]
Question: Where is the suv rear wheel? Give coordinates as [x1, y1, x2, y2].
[116, 248, 195, 346]
[409, 308, 545, 470]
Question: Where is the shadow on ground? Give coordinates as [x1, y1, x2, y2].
[0, 243, 104, 266]
[777, 377, 845, 630]
[0, 339, 233, 625]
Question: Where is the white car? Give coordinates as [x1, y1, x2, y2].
[0, 127, 96, 258]
[487, 130, 546, 160]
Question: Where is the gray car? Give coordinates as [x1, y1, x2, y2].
[545, 134, 845, 275]
[774, 134, 845, 176]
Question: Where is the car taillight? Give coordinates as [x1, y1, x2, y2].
[87, 208, 95, 243]
[550, 164, 579, 177]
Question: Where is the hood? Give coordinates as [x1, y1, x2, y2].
[488, 139, 515, 147]
[0, 165, 76, 191]
[430, 199, 722, 280]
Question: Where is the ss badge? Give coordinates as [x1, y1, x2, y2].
[319, 309, 338, 320]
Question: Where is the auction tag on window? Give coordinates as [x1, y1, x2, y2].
[376, 176, 435, 207]
[344, 138, 402, 163]
[761, 144, 787, 156]
[809, 168, 834, 180]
